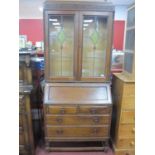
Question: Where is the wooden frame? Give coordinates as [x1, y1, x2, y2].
[44, 1, 114, 82]
[122, 4, 135, 80]
[19, 95, 34, 155]
[78, 11, 114, 82]
[44, 11, 79, 82]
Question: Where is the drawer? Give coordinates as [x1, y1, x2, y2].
[45, 105, 111, 115]
[45, 115, 111, 125]
[115, 149, 135, 155]
[121, 96, 135, 110]
[120, 111, 135, 124]
[46, 126, 109, 138]
[116, 139, 135, 149]
[45, 105, 77, 114]
[123, 83, 135, 96]
[79, 106, 112, 115]
[118, 124, 135, 139]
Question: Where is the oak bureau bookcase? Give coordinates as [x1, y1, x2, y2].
[43, 0, 114, 151]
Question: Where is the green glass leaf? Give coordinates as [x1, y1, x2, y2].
[90, 30, 99, 45]
[57, 29, 65, 45]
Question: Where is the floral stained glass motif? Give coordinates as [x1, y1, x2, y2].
[90, 29, 99, 45]
[57, 29, 66, 45]
[82, 15, 108, 77]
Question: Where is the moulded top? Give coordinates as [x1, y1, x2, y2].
[44, 0, 115, 12]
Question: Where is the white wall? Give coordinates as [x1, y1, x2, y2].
[19, 0, 129, 20]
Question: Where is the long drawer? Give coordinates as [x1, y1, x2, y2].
[45, 115, 111, 125]
[116, 138, 135, 149]
[118, 124, 135, 139]
[45, 105, 112, 115]
[46, 126, 109, 138]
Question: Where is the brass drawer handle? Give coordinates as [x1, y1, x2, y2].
[93, 117, 100, 123]
[90, 108, 97, 114]
[130, 141, 135, 146]
[56, 129, 63, 135]
[60, 108, 65, 114]
[56, 117, 63, 124]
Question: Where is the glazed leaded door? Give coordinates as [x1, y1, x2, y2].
[79, 12, 113, 82]
[44, 11, 78, 81]
[44, 11, 113, 82]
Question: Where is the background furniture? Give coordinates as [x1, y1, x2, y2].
[111, 4, 135, 155]
[111, 73, 135, 155]
[19, 84, 34, 155]
[19, 48, 45, 148]
[43, 1, 114, 151]
[19, 52, 32, 85]
[123, 4, 135, 79]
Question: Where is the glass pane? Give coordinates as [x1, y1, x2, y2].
[82, 16, 107, 78]
[125, 29, 135, 50]
[50, 55, 73, 76]
[48, 15, 74, 77]
[124, 52, 133, 73]
[127, 8, 135, 27]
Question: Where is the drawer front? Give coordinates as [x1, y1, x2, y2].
[116, 139, 135, 149]
[46, 126, 109, 138]
[45, 106, 77, 114]
[122, 96, 135, 110]
[115, 149, 135, 155]
[46, 115, 111, 125]
[45, 105, 111, 115]
[123, 83, 135, 96]
[79, 106, 112, 115]
[120, 111, 135, 124]
[118, 124, 135, 139]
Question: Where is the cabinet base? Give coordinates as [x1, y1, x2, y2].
[45, 140, 110, 152]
